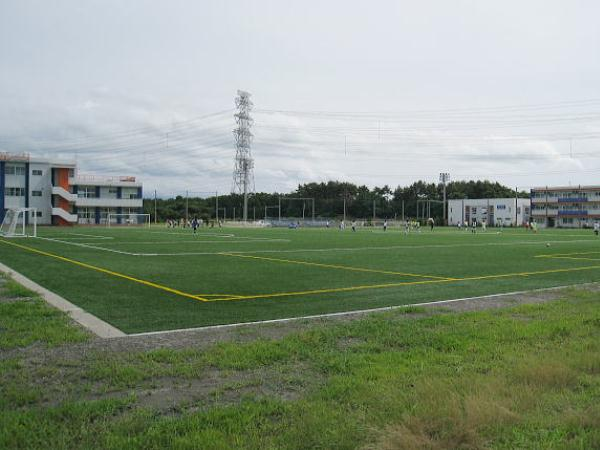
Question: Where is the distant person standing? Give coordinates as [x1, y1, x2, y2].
[471, 219, 477, 234]
[481, 219, 487, 232]
[428, 217, 434, 231]
[191, 217, 199, 234]
[351, 220, 357, 232]
[594, 221, 599, 236]
[383, 220, 388, 232]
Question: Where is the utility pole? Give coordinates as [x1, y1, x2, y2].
[373, 199, 376, 222]
[215, 191, 219, 221]
[515, 186, 518, 226]
[439, 173, 450, 226]
[185, 190, 189, 226]
[232, 90, 255, 222]
[154, 189, 157, 224]
[278, 196, 281, 221]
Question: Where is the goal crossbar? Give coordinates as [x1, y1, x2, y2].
[106, 213, 151, 227]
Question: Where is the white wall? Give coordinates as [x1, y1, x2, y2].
[448, 198, 530, 226]
[28, 162, 52, 225]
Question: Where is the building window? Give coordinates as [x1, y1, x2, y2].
[6, 187, 25, 196]
[108, 188, 118, 195]
[35, 211, 43, 217]
[5, 166, 15, 175]
[31, 190, 42, 197]
[15, 166, 26, 175]
[68, 169, 75, 178]
[32, 169, 43, 176]
[78, 187, 97, 198]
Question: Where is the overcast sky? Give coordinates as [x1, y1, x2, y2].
[1, 0, 599, 197]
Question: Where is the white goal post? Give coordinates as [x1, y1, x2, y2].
[0, 207, 38, 238]
[106, 213, 151, 227]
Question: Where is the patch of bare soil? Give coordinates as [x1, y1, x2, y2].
[2, 283, 599, 414]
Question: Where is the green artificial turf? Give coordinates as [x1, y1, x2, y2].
[1, 225, 600, 333]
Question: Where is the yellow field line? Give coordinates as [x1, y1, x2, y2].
[204, 262, 600, 302]
[536, 251, 600, 258]
[219, 252, 455, 281]
[208, 278, 453, 301]
[535, 255, 600, 262]
[0, 239, 208, 302]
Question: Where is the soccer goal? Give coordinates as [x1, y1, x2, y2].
[106, 213, 151, 227]
[0, 207, 38, 238]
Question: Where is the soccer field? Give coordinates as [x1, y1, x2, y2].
[1, 225, 600, 334]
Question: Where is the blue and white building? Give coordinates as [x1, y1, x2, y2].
[530, 185, 600, 228]
[1, 152, 143, 225]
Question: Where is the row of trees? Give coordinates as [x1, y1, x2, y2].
[143, 180, 529, 223]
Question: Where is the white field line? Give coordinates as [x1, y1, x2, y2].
[145, 231, 236, 237]
[34, 236, 600, 257]
[92, 239, 291, 246]
[40, 236, 115, 241]
[366, 229, 597, 238]
[0, 262, 126, 338]
[37, 237, 137, 255]
[126, 282, 599, 337]
[122, 238, 600, 257]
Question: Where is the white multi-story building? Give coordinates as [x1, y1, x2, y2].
[448, 198, 531, 227]
[1, 153, 143, 225]
[530, 186, 600, 228]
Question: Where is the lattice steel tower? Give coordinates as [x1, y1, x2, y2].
[232, 90, 255, 222]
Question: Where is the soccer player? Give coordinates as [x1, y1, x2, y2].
[471, 219, 477, 234]
[481, 219, 487, 232]
[192, 217, 199, 234]
[594, 221, 599, 236]
[351, 220, 357, 232]
[428, 217, 434, 231]
[383, 219, 388, 232]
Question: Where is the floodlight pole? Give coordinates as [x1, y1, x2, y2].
[439, 172, 450, 226]
[373, 199, 376, 222]
[278, 196, 281, 221]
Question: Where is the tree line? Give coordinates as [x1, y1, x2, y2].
[143, 180, 529, 223]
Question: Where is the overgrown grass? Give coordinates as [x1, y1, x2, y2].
[1, 285, 600, 448]
[0, 274, 89, 349]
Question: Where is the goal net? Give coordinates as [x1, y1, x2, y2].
[106, 213, 151, 227]
[0, 208, 38, 238]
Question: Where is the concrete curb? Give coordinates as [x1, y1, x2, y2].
[0, 262, 126, 338]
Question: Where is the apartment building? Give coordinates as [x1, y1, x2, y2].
[1, 152, 143, 225]
[530, 186, 600, 228]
